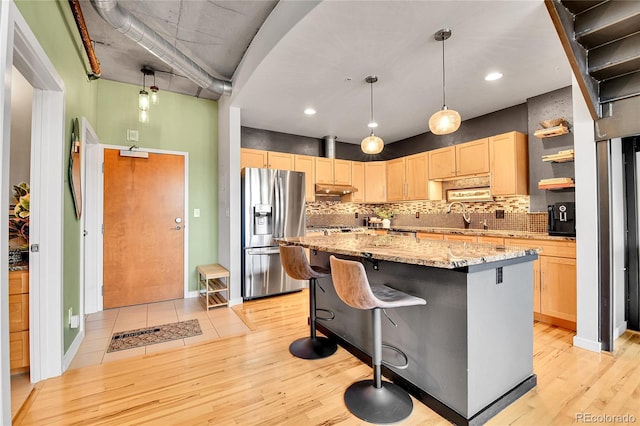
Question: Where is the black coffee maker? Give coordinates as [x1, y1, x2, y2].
[548, 202, 576, 237]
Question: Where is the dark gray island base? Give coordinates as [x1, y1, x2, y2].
[279, 235, 538, 425]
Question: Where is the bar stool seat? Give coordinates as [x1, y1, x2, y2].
[329, 255, 426, 424]
[280, 245, 337, 359]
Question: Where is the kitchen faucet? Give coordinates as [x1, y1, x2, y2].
[446, 201, 471, 225]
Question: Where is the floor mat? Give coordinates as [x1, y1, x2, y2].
[107, 319, 202, 352]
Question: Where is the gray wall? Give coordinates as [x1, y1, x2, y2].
[10, 67, 32, 202]
[527, 86, 575, 212]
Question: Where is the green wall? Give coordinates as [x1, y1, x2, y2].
[16, 0, 99, 352]
[96, 79, 219, 294]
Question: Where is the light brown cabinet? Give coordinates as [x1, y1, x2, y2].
[240, 148, 294, 170]
[293, 154, 316, 202]
[416, 232, 444, 241]
[9, 270, 29, 371]
[477, 236, 504, 245]
[347, 161, 365, 202]
[315, 158, 351, 185]
[507, 238, 576, 330]
[364, 161, 387, 203]
[489, 131, 528, 196]
[428, 138, 489, 180]
[443, 234, 477, 243]
[386, 153, 433, 201]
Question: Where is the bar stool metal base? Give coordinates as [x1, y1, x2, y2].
[289, 336, 337, 359]
[344, 380, 413, 424]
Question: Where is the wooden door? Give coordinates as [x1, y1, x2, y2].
[364, 161, 387, 203]
[267, 152, 294, 170]
[428, 147, 456, 180]
[348, 161, 364, 202]
[333, 159, 352, 185]
[540, 256, 577, 322]
[315, 157, 334, 184]
[406, 152, 428, 200]
[386, 158, 406, 201]
[294, 154, 315, 202]
[103, 149, 185, 308]
[240, 148, 267, 169]
[456, 138, 489, 176]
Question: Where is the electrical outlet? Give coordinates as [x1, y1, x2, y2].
[68, 308, 73, 326]
[415, 212, 420, 219]
[355, 212, 359, 219]
[495, 209, 505, 219]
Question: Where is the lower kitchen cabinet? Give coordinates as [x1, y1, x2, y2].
[9, 270, 29, 371]
[507, 238, 576, 330]
[443, 234, 477, 243]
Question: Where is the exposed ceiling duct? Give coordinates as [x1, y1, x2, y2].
[323, 135, 336, 159]
[90, 0, 232, 97]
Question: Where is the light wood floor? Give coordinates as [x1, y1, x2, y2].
[12, 290, 640, 425]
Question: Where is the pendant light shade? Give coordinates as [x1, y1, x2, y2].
[429, 29, 460, 135]
[361, 75, 384, 154]
[361, 134, 384, 155]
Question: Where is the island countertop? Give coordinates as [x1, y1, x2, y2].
[277, 233, 538, 269]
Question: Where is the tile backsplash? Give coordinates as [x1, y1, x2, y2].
[306, 196, 547, 233]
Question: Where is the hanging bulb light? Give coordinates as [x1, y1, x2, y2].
[138, 68, 150, 123]
[429, 29, 461, 135]
[361, 75, 384, 155]
[150, 70, 159, 105]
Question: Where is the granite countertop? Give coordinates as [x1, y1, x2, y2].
[277, 233, 539, 269]
[372, 226, 576, 241]
[9, 262, 29, 271]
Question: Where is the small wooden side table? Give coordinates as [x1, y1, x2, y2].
[197, 264, 229, 310]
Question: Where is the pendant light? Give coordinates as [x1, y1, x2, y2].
[361, 75, 384, 155]
[428, 29, 461, 135]
[138, 68, 150, 123]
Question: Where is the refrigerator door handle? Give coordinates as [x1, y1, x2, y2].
[247, 247, 281, 256]
[274, 173, 282, 238]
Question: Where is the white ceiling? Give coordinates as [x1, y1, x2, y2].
[83, 0, 573, 145]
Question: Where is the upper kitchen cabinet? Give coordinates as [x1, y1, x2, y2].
[428, 138, 489, 180]
[315, 158, 351, 185]
[456, 138, 489, 177]
[294, 154, 316, 202]
[240, 148, 294, 170]
[489, 131, 528, 196]
[346, 161, 365, 202]
[387, 152, 432, 201]
[364, 161, 386, 203]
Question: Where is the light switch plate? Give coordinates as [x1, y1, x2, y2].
[127, 129, 139, 142]
[194, 208, 200, 218]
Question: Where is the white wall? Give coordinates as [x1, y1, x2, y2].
[572, 74, 601, 352]
[9, 66, 31, 201]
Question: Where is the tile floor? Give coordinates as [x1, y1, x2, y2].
[68, 298, 252, 370]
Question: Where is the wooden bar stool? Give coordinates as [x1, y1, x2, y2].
[329, 255, 426, 424]
[280, 245, 337, 359]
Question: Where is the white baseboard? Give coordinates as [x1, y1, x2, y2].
[573, 335, 602, 353]
[187, 290, 199, 298]
[614, 321, 628, 339]
[62, 328, 85, 371]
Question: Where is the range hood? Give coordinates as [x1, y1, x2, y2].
[315, 183, 358, 196]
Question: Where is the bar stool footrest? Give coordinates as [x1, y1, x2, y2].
[315, 308, 335, 322]
[381, 343, 409, 369]
[289, 336, 337, 359]
[344, 379, 413, 424]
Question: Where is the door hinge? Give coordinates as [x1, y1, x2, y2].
[101, 286, 103, 296]
[102, 162, 104, 173]
[101, 224, 104, 234]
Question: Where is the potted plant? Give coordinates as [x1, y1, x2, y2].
[374, 207, 394, 229]
[9, 182, 29, 251]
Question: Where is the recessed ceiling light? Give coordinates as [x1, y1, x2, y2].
[304, 108, 316, 115]
[485, 72, 503, 81]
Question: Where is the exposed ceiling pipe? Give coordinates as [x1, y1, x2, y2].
[90, 0, 232, 97]
[68, 0, 101, 79]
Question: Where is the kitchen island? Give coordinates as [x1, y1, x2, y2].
[277, 233, 538, 425]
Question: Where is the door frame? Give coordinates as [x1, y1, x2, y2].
[85, 144, 190, 311]
[1, 2, 65, 422]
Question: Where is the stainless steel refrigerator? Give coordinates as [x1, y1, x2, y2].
[242, 168, 306, 299]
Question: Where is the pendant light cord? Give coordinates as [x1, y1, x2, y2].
[370, 80, 374, 127]
[441, 37, 446, 108]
